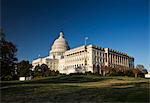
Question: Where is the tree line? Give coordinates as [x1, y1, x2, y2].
[100, 65, 148, 78]
[0, 29, 148, 81]
[17, 61, 60, 80]
[0, 29, 59, 80]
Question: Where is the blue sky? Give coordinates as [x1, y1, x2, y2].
[1, 0, 149, 70]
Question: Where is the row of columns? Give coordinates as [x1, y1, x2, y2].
[109, 53, 129, 67]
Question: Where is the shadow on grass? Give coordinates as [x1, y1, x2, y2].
[1, 75, 109, 87]
[1, 75, 148, 88]
[1, 82, 149, 103]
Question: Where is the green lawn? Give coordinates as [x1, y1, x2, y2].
[1, 75, 149, 103]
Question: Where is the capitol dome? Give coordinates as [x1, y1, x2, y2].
[50, 31, 70, 58]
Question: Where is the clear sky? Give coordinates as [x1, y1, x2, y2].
[1, 0, 149, 70]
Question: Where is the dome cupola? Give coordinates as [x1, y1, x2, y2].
[50, 31, 70, 58]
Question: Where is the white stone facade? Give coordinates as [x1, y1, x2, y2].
[32, 31, 134, 74]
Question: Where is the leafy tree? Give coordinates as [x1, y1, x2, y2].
[17, 60, 32, 77]
[33, 65, 42, 78]
[49, 70, 59, 76]
[0, 29, 18, 80]
[85, 71, 92, 75]
[33, 64, 52, 78]
[41, 64, 50, 77]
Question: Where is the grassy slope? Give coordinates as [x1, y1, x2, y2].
[1, 75, 150, 103]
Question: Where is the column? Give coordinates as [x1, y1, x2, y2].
[112, 54, 114, 65]
[118, 56, 120, 65]
[122, 57, 124, 66]
[127, 58, 129, 67]
[121, 56, 123, 66]
[120, 56, 122, 65]
[125, 58, 127, 67]
[124, 57, 126, 66]
[109, 54, 111, 66]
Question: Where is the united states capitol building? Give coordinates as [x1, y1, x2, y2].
[32, 31, 134, 74]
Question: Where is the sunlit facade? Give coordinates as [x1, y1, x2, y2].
[32, 31, 134, 74]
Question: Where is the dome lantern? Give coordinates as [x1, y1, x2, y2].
[59, 31, 64, 38]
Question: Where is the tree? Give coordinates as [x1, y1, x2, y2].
[140, 68, 148, 74]
[0, 29, 18, 80]
[41, 64, 50, 77]
[33, 65, 42, 78]
[132, 68, 141, 78]
[101, 66, 109, 76]
[136, 64, 148, 77]
[17, 60, 32, 77]
[33, 64, 50, 78]
[136, 64, 145, 70]
[49, 70, 59, 76]
[124, 68, 134, 77]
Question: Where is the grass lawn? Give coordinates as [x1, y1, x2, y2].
[0, 75, 149, 103]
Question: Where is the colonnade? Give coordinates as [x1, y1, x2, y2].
[108, 53, 129, 67]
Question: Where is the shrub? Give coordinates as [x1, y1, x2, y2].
[4, 75, 13, 81]
[124, 69, 134, 77]
[85, 71, 93, 75]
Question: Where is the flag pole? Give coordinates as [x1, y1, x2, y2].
[85, 37, 88, 46]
